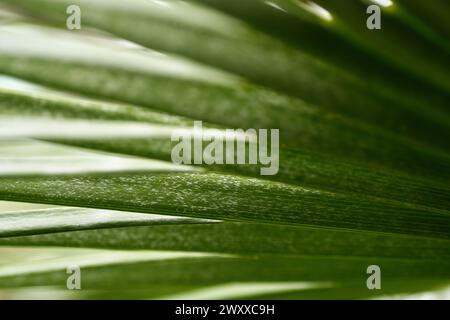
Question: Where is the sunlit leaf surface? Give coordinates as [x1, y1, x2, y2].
[0, 0, 449, 299]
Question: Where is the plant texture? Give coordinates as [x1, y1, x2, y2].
[0, 0, 448, 300]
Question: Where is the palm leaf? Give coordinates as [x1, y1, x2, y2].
[0, 0, 449, 299]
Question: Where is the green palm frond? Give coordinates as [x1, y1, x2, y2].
[0, 0, 449, 300]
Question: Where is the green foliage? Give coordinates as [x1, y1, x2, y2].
[0, 0, 448, 299]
